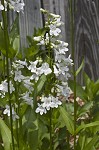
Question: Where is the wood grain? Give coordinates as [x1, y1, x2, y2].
[1, 0, 99, 82]
[19, 0, 42, 51]
[74, 0, 99, 82]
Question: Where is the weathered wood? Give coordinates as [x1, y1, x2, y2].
[1, 0, 99, 82]
[43, 0, 99, 82]
[74, 0, 99, 82]
[19, 0, 42, 50]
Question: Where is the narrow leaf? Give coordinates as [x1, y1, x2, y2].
[0, 118, 12, 150]
[75, 121, 99, 134]
[84, 135, 98, 150]
[76, 59, 84, 76]
[68, 80, 87, 100]
[77, 101, 93, 117]
[36, 74, 46, 94]
[59, 106, 74, 135]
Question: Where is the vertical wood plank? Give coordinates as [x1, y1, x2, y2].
[19, 0, 42, 50]
[0, 0, 99, 82]
[74, 0, 99, 82]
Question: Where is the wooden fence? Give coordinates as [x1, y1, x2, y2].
[3, 0, 99, 83]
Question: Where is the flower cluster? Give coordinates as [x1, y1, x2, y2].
[36, 95, 62, 115]
[28, 61, 52, 81]
[0, 58, 53, 119]
[3, 105, 19, 121]
[33, 9, 73, 115]
[0, 9, 73, 118]
[0, 0, 25, 12]
[0, 80, 15, 98]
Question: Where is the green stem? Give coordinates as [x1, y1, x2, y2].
[1, 1, 15, 150]
[69, 0, 77, 149]
[48, 18, 53, 150]
[50, 109, 53, 150]
[2, 54, 5, 79]
[14, 82, 19, 149]
[67, 130, 70, 150]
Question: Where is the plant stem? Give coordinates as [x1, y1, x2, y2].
[48, 17, 53, 150]
[67, 130, 70, 150]
[14, 83, 20, 148]
[50, 109, 53, 150]
[1, 1, 15, 150]
[69, 0, 77, 149]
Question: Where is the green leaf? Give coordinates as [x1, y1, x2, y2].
[26, 46, 39, 57]
[0, 118, 12, 150]
[78, 134, 86, 150]
[23, 107, 38, 150]
[75, 121, 99, 134]
[75, 59, 84, 76]
[0, 26, 6, 55]
[77, 101, 93, 117]
[93, 80, 99, 96]
[68, 80, 88, 100]
[36, 74, 47, 94]
[59, 106, 74, 135]
[13, 36, 20, 52]
[84, 135, 98, 150]
[9, 15, 19, 45]
[0, 18, 18, 58]
[27, 130, 38, 150]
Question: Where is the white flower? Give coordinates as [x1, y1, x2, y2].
[30, 73, 39, 81]
[15, 59, 27, 67]
[54, 50, 66, 62]
[0, 80, 8, 93]
[49, 24, 61, 36]
[12, 62, 24, 70]
[56, 40, 68, 54]
[34, 36, 42, 41]
[56, 62, 69, 75]
[52, 17, 63, 27]
[35, 103, 47, 115]
[36, 95, 62, 115]
[3, 105, 19, 121]
[23, 76, 34, 92]
[34, 36, 45, 45]
[41, 96, 52, 110]
[50, 13, 60, 18]
[21, 92, 33, 108]
[51, 96, 62, 108]
[28, 60, 38, 73]
[57, 83, 70, 99]
[64, 55, 73, 66]
[34, 33, 49, 45]
[14, 70, 24, 82]
[9, 0, 25, 12]
[53, 65, 60, 76]
[9, 81, 15, 93]
[0, 80, 15, 94]
[0, 2, 4, 10]
[40, 63, 52, 75]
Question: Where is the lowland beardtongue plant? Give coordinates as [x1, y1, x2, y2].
[0, 0, 25, 12]
[34, 9, 73, 115]
[0, 8, 73, 119]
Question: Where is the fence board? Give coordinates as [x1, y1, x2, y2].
[1, 0, 99, 82]
[74, 0, 99, 82]
[19, 0, 42, 50]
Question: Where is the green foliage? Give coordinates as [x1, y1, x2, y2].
[59, 106, 74, 135]
[0, 5, 99, 150]
[0, 118, 16, 150]
[68, 79, 88, 100]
